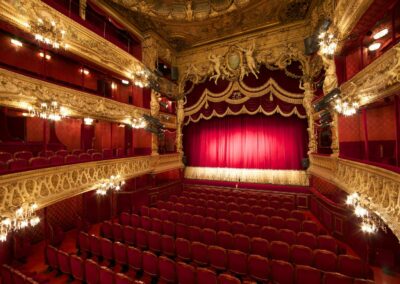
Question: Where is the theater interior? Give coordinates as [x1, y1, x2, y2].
[0, 0, 400, 283]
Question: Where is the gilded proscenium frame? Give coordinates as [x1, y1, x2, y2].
[0, 153, 183, 218]
[309, 154, 400, 241]
[0, 67, 177, 129]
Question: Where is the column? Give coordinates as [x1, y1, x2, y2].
[150, 90, 160, 155]
[176, 99, 184, 154]
[330, 111, 340, 156]
[302, 81, 317, 154]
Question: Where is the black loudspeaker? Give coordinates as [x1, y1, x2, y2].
[301, 158, 310, 169]
[304, 36, 319, 55]
[171, 66, 179, 81]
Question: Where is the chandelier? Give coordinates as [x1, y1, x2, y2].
[345, 192, 386, 234]
[129, 69, 151, 88]
[0, 203, 40, 242]
[29, 18, 68, 49]
[334, 98, 359, 116]
[131, 116, 147, 129]
[318, 32, 338, 56]
[24, 101, 68, 121]
[96, 175, 126, 195]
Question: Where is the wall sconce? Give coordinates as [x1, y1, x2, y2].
[10, 38, 23, 47]
[84, 117, 94, 125]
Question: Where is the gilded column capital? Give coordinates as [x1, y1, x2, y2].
[79, 0, 87, 20]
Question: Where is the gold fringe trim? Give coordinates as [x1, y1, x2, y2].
[185, 167, 309, 186]
[184, 104, 307, 125]
[184, 78, 304, 117]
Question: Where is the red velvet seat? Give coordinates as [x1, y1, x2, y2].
[113, 223, 124, 242]
[242, 212, 256, 224]
[203, 228, 217, 245]
[1, 264, 13, 284]
[101, 237, 114, 264]
[159, 209, 169, 221]
[87, 149, 96, 155]
[337, 255, 366, 278]
[229, 210, 242, 223]
[142, 251, 159, 279]
[262, 206, 275, 216]
[197, 268, 218, 284]
[286, 218, 302, 233]
[159, 256, 176, 283]
[85, 259, 100, 284]
[176, 262, 196, 284]
[297, 232, 317, 249]
[175, 238, 191, 262]
[148, 231, 162, 254]
[99, 266, 114, 284]
[79, 153, 91, 162]
[188, 225, 203, 242]
[141, 216, 152, 231]
[260, 226, 279, 242]
[271, 260, 294, 284]
[101, 221, 113, 239]
[72, 149, 83, 155]
[218, 273, 241, 284]
[251, 205, 263, 216]
[140, 206, 150, 217]
[135, 228, 148, 250]
[130, 214, 141, 228]
[206, 207, 217, 218]
[323, 272, 353, 284]
[176, 223, 188, 239]
[318, 235, 338, 253]
[150, 218, 163, 234]
[0, 161, 8, 173]
[208, 245, 227, 271]
[127, 246, 142, 272]
[217, 217, 231, 231]
[291, 244, 314, 265]
[231, 221, 246, 235]
[0, 152, 12, 163]
[279, 229, 297, 245]
[70, 255, 84, 281]
[120, 212, 131, 226]
[115, 273, 134, 284]
[291, 210, 305, 221]
[7, 158, 28, 171]
[295, 265, 322, 284]
[14, 151, 33, 160]
[91, 152, 103, 161]
[227, 250, 247, 276]
[114, 242, 127, 266]
[162, 221, 175, 237]
[89, 234, 101, 259]
[277, 209, 291, 219]
[248, 254, 269, 282]
[270, 216, 285, 229]
[191, 241, 209, 266]
[217, 231, 234, 249]
[314, 249, 337, 272]
[256, 215, 269, 227]
[78, 231, 90, 256]
[149, 207, 160, 219]
[270, 241, 290, 261]
[246, 223, 261, 238]
[250, 237, 269, 257]
[29, 157, 49, 168]
[161, 235, 175, 257]
[302, 220, 319, 235]
[239, 204, 251, 213]
[191, 214, 205, 227]
[56, 149, 68, 157]
[175, 203, 184, 213]
[64, 154, 79, 164]
[227, 203, 240, 212]
[46, 245, 58, 271]
[233, 234, 250, 253]
[57, 250, 71, 275]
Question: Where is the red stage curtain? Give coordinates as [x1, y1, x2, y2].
[183, 114, 308, 170]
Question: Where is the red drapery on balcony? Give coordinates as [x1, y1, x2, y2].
[183, 114, 308, 170]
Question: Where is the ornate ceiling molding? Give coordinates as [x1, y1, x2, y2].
[0, 153, 183, 218]
[0, 67, 154, 124]
[309, 154, 400, 241]
[340, 43, 400, 106]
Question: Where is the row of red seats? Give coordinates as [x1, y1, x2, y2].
[155, 200, 302, 220]
[172, 193, 295, 210]
[1, 265, 39, 284]
[80, 228, 373, 283]
[45, 246, 138, 284]
[0, 148, 122, 174]
[97, 222, 367, 279]
[108, 217, 340, 254]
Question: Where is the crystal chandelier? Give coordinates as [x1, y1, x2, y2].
[129, 69, 151, 88]
[0, 203, 40, 242]
[345, 192, 386, 234]
[131, 116, 147, 129]
[334, 98, 359, 116]
[24, 101, 68, 121]
[96, 175, 126, 195]
[29, 18, 68, 49]
[318, 32, 338, 56]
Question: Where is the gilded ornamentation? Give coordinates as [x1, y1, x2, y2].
[0, 68, 154, 124]
[185, 167, 309, 186]
[150, 90, 161, 155]
[79, 0, 87, 20]
[301, 81, 317, 154]
[0, 154, 183, 219]
[176, 100, 185, 154]
[309, 154, 400, 241]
